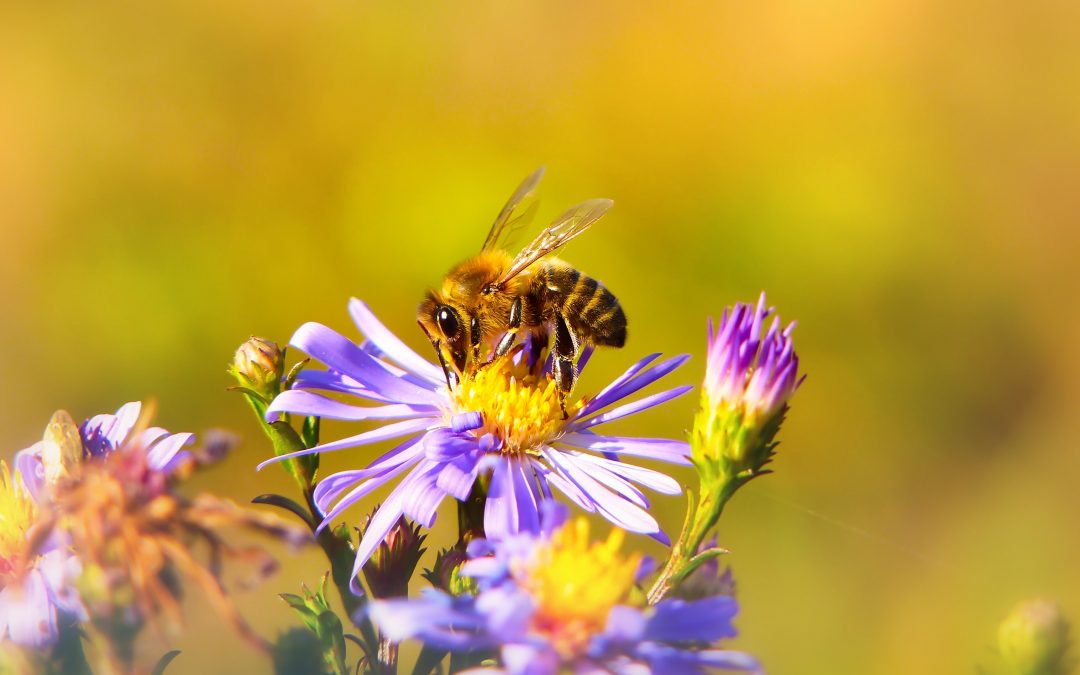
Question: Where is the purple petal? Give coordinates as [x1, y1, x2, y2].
[484, 460, 515, 540]
[368, 595, 490, 650]
[315, 440, 427, 525]
[80, 401, 142, 457]
[645, 596, 739, 642]
[584, 353, 661, 413]
[424, 428, 482, 461]
[509, 460, 541, 535]
[557, 452, 649, 509]
[540, 448, 660, 535]
[435, 450, 483, 501]
[267, 389, 438, 422]
[290, 322, 443, 406]
[256, 417, 433, 470]
[399, 461, 446, 526]
[348, 299, 445, 384]
[14, 445, 44, 503]
[292, 369, 398, 403]
[0, 570, 58, 647]
[145, 432, 194, 473]
[558, 433, 691, 464]
[582, 355, 689, 416]
[568, 453, 682, 495]
[604, 605, 648, 642]
[313, 436, 426, 513]
[575, 386, 693, 430]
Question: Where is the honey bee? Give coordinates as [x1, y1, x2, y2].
[418, 168, 627, 408]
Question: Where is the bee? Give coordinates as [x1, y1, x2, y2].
[418, 168, 627, 409]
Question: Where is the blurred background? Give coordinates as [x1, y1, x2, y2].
[2, 0, 1079, 672]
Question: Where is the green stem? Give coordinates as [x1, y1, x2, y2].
[647, 479, 739, 605]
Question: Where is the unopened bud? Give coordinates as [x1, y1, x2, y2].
[693, 293, 802, 490]
[361, 509, 426, 598]
[231, 337, 285, 401]
[998, 599, 1072, 675]
[421, 546, 471, 595]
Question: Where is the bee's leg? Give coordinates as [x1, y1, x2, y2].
[418, 321, 458, 390]
[490, 296, 524, 362]
[469, 316, 483, 365]
[552, 313, 578, 419]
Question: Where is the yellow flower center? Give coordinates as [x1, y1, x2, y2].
[0, 461, 38, 586]
[450, 356, 583, 454]
[516, 518, 641, 658]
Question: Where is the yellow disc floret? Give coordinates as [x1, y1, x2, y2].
[0, 461, 38, 585]
[516, 518, 641, 658]
[451, 356, 583, 454]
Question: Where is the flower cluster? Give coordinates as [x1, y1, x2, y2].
[369, 503, 760, 674]
[262, 299, 693, 591]
[1, 402, 306, 671]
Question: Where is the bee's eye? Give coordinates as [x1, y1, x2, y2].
[436, 307, 460, 338]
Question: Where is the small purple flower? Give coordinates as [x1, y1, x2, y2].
[704, 292, 801, 425]
[0, 402, 195, 648]
[369, 504, 761, 675]
[262, 299, 693, 591]
[695, 293, 802, 480]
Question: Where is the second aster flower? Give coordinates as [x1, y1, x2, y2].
[262, 299, 694, 591]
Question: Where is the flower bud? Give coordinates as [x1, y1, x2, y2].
[693, 293, 802, 489]
[421, 546, 471, 595]
[361, 509, 426, 598]
[998, 599, 1071, 675]
[231, 337, 285, 402]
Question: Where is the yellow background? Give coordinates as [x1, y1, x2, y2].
[2, 1, 1078, 672]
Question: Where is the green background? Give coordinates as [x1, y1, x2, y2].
[2, 1, 1078, 672]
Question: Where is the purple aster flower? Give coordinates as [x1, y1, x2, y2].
[369, 504, 761, 674]
[0, 401, 195, 648]
[694, 293, 803, 482]
[0, 455, 83, 648]
[262, 299, 693, 591]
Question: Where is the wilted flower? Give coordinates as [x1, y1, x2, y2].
[998, 599, 1072, 675]
[369, 504, 760, 674]
[695, 292, 802, 487]
[16, 401, 308, 665]
[263, 299, 693, 591]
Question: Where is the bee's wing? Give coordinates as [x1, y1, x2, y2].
[496, 198, 613, 286]
[41, 410, 84, 484]
[481, 167, 545, 252]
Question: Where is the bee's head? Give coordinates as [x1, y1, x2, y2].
[418, 293, 479, 374]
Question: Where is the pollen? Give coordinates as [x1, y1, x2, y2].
[0, 461, 38, 584]
[517, 518, 641, 658]
[451, 355, 583, 454]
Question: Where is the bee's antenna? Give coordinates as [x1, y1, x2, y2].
[418, 321, 458, 390]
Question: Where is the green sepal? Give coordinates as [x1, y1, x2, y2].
[303, 416, 321, 451]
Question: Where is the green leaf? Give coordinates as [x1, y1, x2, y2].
[315, 611, 348, 675]
[254, 494, 317, 529]
[150, 650, 182, 675]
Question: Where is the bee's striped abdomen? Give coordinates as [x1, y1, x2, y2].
[542, 264, 627, 349]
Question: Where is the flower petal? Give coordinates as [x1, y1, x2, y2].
[256, 417, 433, 470]
[267, 389, 438, 422]
[349, 299, 445, 384]
[289, 322, 442, 406]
